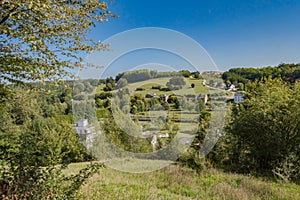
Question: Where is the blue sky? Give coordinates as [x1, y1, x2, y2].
[88, 0, 300, 72]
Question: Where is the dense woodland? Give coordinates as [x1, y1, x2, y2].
[222, 63, 300, 85]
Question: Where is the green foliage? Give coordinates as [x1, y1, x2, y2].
[1, 162, 104, 199]
[192, 72, 202, 79]
[168, 95, 180, 109]
[222, 63, 300, 85]
[115, 70, 183, 84]
[213, 78, 300, 182]
[73, 100, 96, 121]
[166, 76, 186, 90]
[116, 78, 128, 89]
[1, 0, 116, 85]
[179, 103, 211, 169]
[130, 95, 146, 114]
[104, 77, 116, 91]
[1, 1, 116, 198]
[99, 114, 152, 153]
[95, 92, 112, 100]
[0, 89, 94, 199]
[179, 70, 192, 77]
[71, 163, 300, 200]
[118, 69, 153, 83]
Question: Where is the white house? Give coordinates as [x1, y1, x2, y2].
[74, 119, 92, 135]
[234, 92, 244, 103]
[77, 119, 88, 128]
[145, 93, 157, 98]
[225, 84, 236, 91]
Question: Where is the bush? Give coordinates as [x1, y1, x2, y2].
[159, 87, 171, 91]
[152, 85, 161, 90]
[0, 162, 103, 199]
[95, 92, 112, 100]
[135, 87, 145, 91]
[0, 90, 97, 199]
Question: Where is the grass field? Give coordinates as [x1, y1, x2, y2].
[64, 161, 300, 200]
[96, 77, 209, 96]
[129, 77, 209, 96]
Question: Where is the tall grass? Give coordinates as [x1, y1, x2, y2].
[64, 162, 300, 200]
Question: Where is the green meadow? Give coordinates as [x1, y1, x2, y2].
[64, 161, 300, 200]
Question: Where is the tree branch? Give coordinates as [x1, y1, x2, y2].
[0, 5, 18, 25]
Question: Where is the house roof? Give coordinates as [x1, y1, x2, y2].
[234, 92, 243, 97]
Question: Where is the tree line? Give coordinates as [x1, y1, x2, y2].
[222, 63, 300, 85]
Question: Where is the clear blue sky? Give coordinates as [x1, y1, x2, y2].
[89, 0, 300, 72]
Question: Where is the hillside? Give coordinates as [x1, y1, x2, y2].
[66, 162, 300, 200]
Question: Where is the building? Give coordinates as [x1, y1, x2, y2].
[234, 92, 244, 103]
[74, 119, 92, 135]
[77, 119, 88, 128]
[72, 119, 103, 151]
[196, 94, 208, 104]
[225, 84, 236, 91]
[145, 93, 157, 98]
[73, 119, 101, 150]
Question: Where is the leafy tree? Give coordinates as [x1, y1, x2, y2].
[161, 101, 170, 110]
[0, 90, 94, 199]
[213, 78, 300, 181]
[1, 1, 116, 198]
[104, 77, 116, 91]
[221, 63, 300, 84]
[168, 95, 180, 109]
[166, 76, 186, 90]
[237, 82, 244, 91]
[1, 0, 115, 85]
[98, 113, 152, 154]
[191, 83, 195, 88]
[116, 78, 128, 89]
[192, 72, 202, 79]
[179, 70, 191, 77]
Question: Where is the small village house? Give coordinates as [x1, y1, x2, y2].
[234, 92, 244, 103]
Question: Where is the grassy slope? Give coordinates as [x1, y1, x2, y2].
[102, 77, 209, 96]
[65, 162, 300, 200]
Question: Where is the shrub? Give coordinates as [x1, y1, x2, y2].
[152, 86, 161, 90]
[160, 87, 171, 91]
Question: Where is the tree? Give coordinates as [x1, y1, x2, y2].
[166, 76, 186, 90]
[0, 90, 95, 198]
[1, 1, 116, 198]
[104, 77, 116, 91]
[213, 78, 300, 181]
[237, 82, 244, 91]
[191, 83, 195, 88]
[1, 0, 116, 85]
[193, 72, 202, 79]
[179, 70, 191, 77]
[116, 78, 128, 89]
